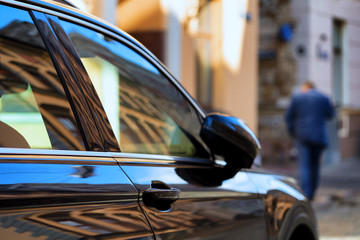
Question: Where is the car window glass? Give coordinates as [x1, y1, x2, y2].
[0, 4, 85, 150]
[60, 20, 209, 158]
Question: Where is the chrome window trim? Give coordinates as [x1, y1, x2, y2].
[0, 148, 214, 166]
[0, 156, 115, 165]
[0, 151, 116, 166]
[0, 148, 113, 159]
[1, 0, 207, 119]
[111, 152, 214, 167]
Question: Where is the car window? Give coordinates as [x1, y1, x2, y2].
[0, 4, 85, 150]
[60, 20, 209, 158]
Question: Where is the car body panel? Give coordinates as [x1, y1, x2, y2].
[113, 153, 268, 239]
[245, 171, 318, 240]
[0, 150, 154, 239]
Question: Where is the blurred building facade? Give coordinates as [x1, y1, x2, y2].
[72, 0, 360, 164]
[81, 0, 259, 133]
[259, 0, 360, 164]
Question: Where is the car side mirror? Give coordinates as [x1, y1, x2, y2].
[200, 113, 260, 169]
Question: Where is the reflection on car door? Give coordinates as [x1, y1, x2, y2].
[0, 151, 154, 240]
[114, 154, 267, 239]
[56, 18, 268, 239]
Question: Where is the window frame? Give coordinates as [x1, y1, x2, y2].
[2, 0, 206, 120]
[2, 0, 212, 161]
[51, 12, 212, 160]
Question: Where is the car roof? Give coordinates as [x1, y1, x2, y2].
[12, 0, 150, 56]
[15, 0, 173, 74]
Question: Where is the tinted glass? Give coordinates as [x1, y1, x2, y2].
[0, 5, 85, 150]
[61, 20, 209, 158]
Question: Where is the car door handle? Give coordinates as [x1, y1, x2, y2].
[142, 180, 180, 211]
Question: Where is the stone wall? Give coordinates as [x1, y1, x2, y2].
[258, 0, 297, 163]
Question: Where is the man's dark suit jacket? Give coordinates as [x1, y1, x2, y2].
[285, 89, 334, 147]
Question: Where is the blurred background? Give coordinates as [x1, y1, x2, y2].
[71, 0, 360, 168]
[69, 1, 360, 238]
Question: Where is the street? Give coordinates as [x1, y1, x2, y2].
[264, 158, 360, 240]
[314, 159, 360, 240]
[315, 188, 360, 239]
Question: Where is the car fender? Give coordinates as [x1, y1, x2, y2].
[245, 171, 318, 240]
[277, 202, 318, 240]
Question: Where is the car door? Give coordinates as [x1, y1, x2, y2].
[57, 16, 268, 239]
[0, 3, 154, 239]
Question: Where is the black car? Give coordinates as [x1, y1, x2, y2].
[0, 0, 317, 239]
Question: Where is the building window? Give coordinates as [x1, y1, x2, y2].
[332, 19, 347, 106]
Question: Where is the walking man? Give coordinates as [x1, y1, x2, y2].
[285, 81, 334, 200]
